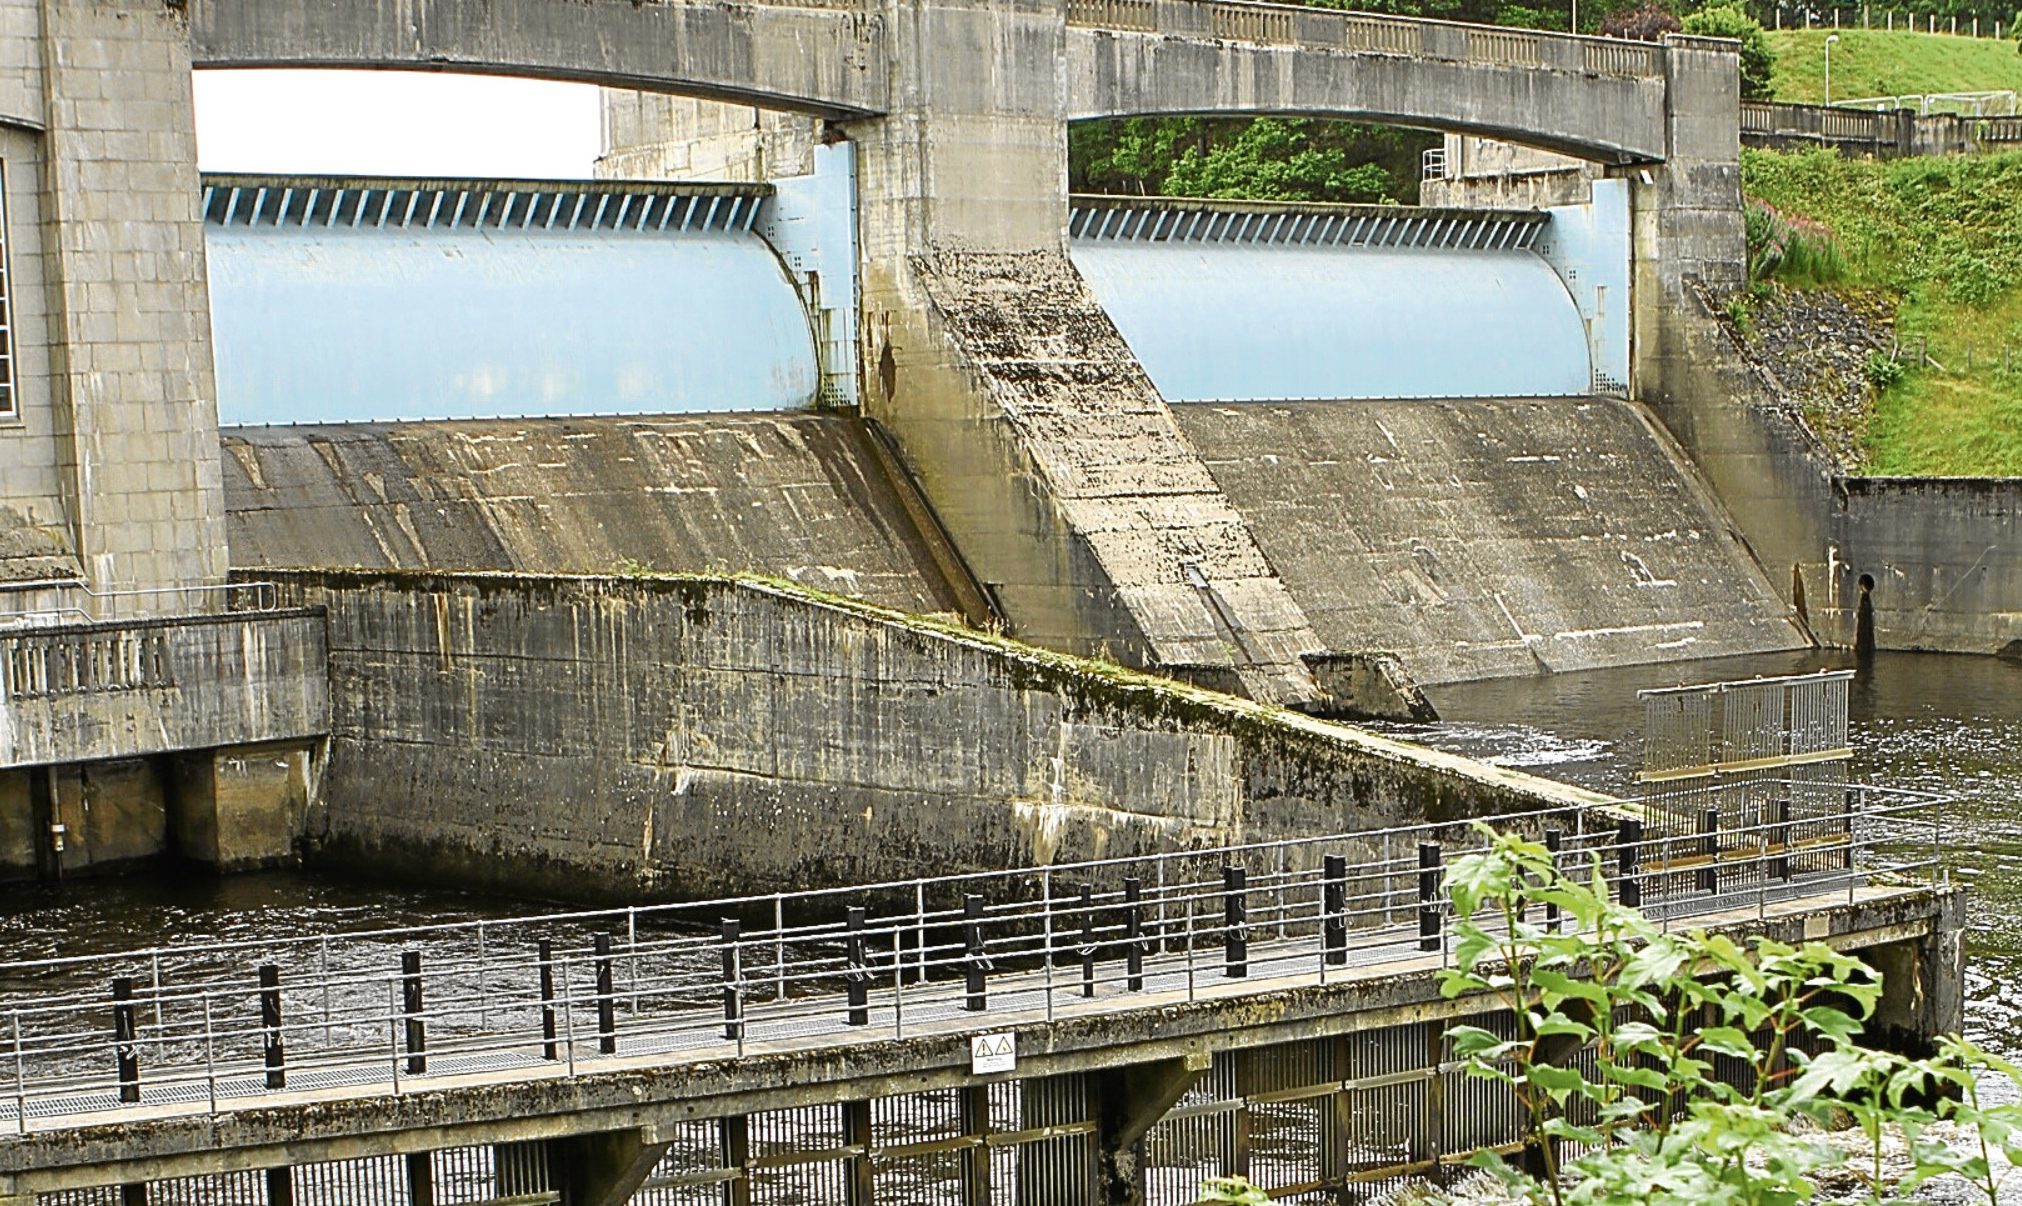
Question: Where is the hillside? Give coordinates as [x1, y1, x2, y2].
[1765, 28, 2022, 104]
[1742, 147, 2022, 476]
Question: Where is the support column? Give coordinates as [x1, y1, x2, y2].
[841, 1099, 875, 1206]
[30, 0, 226, 604]
[552, 1127, 674, 1206]
[168, 741, 314, 872]
[1092, 1053, 1211, 1206]
[958, 1085, 990, 1206]
[720, 1115, 751, 1206]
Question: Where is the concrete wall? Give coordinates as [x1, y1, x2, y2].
[0, 611, 329, 769]
[267, 568, 1600, 902]
[1803, 478, 2022, 655]
[598, 93, 818, 182]
[0, 0, 227, 604]
[220, 415, 983, 621]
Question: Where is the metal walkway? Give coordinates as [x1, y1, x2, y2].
[0, 780, 1946, 1136]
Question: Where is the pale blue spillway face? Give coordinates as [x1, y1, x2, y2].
[206, 225, 819, 423]
[1069, 241, 1593, 402]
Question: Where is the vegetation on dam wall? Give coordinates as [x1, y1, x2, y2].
[1741, 147, 2022, 476]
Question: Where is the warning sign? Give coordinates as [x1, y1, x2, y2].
[970, 1032, 1016, 1075]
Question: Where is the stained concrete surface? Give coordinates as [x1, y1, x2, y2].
[222, 415, 970, 617]
[1172, 397, 1808, 685]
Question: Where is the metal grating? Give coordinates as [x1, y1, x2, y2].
[200, 178, 768, 237]
[1068, 199, 1546, 252]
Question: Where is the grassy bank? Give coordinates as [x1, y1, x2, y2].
[1743, 147, 2022, 474]
[1764, 28, 2022, 104]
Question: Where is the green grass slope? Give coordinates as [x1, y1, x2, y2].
[1765, 28, 2022, 104]
[1743, 147, 2022, 475]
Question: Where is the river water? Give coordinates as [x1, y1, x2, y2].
[1399, 648, 2022, 1060]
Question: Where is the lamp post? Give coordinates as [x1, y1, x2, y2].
[1825, 33, 1840, 105]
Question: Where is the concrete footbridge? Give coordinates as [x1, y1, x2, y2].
[0, 782, 1958, 1205]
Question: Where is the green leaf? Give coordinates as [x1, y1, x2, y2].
[1696, 1026, 1758, 1061]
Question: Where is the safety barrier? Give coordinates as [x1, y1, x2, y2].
[0, 780, 1945, 1134]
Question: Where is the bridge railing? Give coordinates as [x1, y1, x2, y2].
[0, 781, 1945, 1132]
[1067, 0, 1665, 78]
[0, 580, 280, 630]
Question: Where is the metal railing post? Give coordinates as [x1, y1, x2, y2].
[1544, 829, 1562, 932]
[538, 939, 558, 1061]
[1079, 883, 1096, 999]
[401, 950, 426, 1075]
[1223, 864, 1248, 978]
[1699, 807, 1720, 896]
[259, 963, 286, 1090]
[721, 919, 743, 1042]
[12, 1014, 25, 1135]
[112, 976, 140, 1104]
[845, 906, 870, 1026]
[594, 933, 617, 1055]
[1124, 877, 1145, 992]
[963, 895, 987, 1012]
[1323, 853, 1347, 966]
[1617, 820, 1643, 910]
[1773, 797, 1792, 883]
[1417, 844, 1442, 954]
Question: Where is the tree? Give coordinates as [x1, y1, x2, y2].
[1436, 826, 2022, 1205]
[1599, 3, 1682, 39]
[1680, 4, 1778, 100]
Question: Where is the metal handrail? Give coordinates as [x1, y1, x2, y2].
[0, 780, 1946, 1135]
[0, 580, 279, 627]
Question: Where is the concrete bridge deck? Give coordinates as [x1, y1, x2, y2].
[0, 782, 1960, 1204]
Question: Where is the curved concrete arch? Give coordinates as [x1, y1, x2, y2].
[186, 0, 889, 117]
[1065, 30, 1670, 163]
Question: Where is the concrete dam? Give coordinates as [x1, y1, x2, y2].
[0, 5, 1981, 1206]
[211, 169, 1801, 689]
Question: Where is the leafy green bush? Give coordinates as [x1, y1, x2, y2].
[1744, 198, 1847, 286]
[1437, 826, 2022, 1205]
[1866, 349, 1907, 390]
[1681, 4, 1777, 99]
[1198, 1176, 1269, 1203]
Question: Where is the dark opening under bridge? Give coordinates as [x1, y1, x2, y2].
[0, 782, 1959, 1206]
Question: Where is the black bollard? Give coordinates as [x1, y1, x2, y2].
[1323, 854, 1348, 966]
[1417, 844, 1442, 953]
[845, 906, 870, 1027]
[537, 939, 558, 1061]
[594, 933, 617, 1055]
[1079, 883, 1096, 999]
[1123, 877, 1145, 992]
[112, 976, 140, 1104]
[401, 950, 426, 1075]
[1699, 807, 1720, 895]
[1772, 797, 1792, 883]
[1544, 829, 1563, 932]
[259, 963, 285, 1090]
[1618, 820, 1643, 909]
[1223, 865, 1248, 978]
[963, 895, 987, 1012]
[720, 919, 742, 1041]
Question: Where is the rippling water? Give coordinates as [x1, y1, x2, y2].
[1392, 649, 2022, 1060]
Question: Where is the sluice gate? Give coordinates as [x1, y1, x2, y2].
[0, 787, 1958, 1206]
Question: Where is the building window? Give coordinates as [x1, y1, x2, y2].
[0, 161, 13, 422]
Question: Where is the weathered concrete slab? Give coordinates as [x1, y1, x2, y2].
[0, 612, 329, 771]
[262, 569, 1601, 902]
[1172, 397, 1807, 684]
[1067, 24, 1667, 162]
[186, 0, 886, 117]
[222, 416, 974, 619]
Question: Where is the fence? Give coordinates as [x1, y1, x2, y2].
[0, 580, 279, 630]
[1064, 0, 1664, 77]
[0, 781, 1945, 1138]
[1757, 4, 2010, 37]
